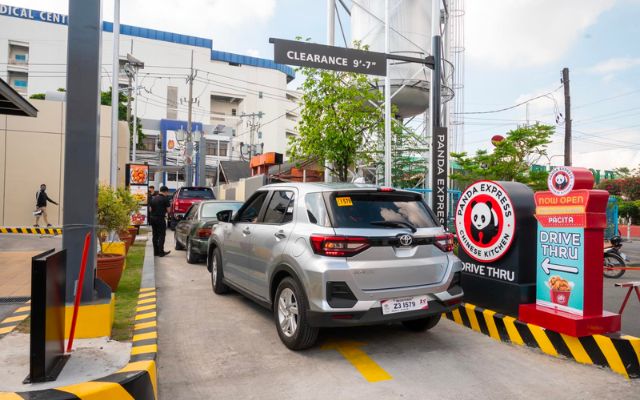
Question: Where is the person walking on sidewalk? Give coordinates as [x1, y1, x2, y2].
[149, 186, 171, 257]
[34, 184, 58, 227]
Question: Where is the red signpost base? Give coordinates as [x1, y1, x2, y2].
[519, 303, 621, 337]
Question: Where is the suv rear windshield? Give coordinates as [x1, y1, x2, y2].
[325, 191, 438, 229]
[178, 188, 215, 199]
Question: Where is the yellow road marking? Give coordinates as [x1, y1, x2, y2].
[593, 335, 628, 378]
[133, 331, 157, 342]
[322, 341, 392, 383]
[14, 306, 30, 313]
[451, 308, 463, 325]
[0, 326, 16, 335]
[139, 292, 156, 299]
[560, 333, 593, 365]
[136, 304, 156, 312]
[527, 324, 558, 357]
[57, 381, 134, 399]
[2, 314, 28, 324]
[0, 392, 24, 399]
[464, 304, 481, 332]
[135, 311, 156, 321]
[134, 321, 157, 330]
[502, 316, 524, 346]
[118, 360, 158, 399]
[140, 287, 155, 293]
[137, 297, 156, 305]
[131, 344, 158, 355]
[482, 309, 501, 341]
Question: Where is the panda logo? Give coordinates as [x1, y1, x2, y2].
[547, 167, 575, 196]
[470, 200, 500, 245]
[554, 173, 568, 191]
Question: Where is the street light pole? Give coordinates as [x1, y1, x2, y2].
[185, 50, 195, 186]
[110, 0, 120, 187]
[325, 0, 335, 183]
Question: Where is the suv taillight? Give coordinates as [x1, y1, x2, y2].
[310, 235, 370, 257]
[435, 233, 454, 252]
[196, 228, 212, 238]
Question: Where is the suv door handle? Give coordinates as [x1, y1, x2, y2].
[274, 230, 286, 239]
[242, 227, 251, 235]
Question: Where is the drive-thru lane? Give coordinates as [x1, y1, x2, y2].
[157, 232, 639, 399]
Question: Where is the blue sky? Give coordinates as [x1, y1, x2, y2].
[6, 0, 640, 171]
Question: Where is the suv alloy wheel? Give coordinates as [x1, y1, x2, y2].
[274, 277, 318, 350]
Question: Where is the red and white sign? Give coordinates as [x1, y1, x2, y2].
[455, 181, 516, 263]
[548, 166, 575, 196]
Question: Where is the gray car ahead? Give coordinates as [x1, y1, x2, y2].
[207, 183, 463, 350]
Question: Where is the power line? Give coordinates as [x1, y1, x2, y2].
[455, 85, 563, 115]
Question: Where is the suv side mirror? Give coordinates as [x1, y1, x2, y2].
[217, 210, 233, 223]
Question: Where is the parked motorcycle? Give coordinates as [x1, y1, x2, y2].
[603, 236, 629, 279]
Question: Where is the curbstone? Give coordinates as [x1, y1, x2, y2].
[0, 227, 63, 235]
[444, 303, 640, 379]
[0, 239, 158, 399]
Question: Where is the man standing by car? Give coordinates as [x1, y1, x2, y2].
[149, 186, 171, 257]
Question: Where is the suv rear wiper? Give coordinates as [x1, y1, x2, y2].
[369, 220, 417, 233]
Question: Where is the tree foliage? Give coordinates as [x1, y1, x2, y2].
[288, 65, 384, 182]
[450, 124, 554, 190]
[597, 177, 640, 200]
[101, 88, 145, 149]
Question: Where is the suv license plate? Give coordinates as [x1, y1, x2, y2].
[381, 295, 429, 315]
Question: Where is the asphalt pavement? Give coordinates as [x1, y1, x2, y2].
[157, 231, 639, 400]
[603, 240, 640, 336]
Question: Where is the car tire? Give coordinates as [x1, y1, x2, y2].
[273, 277, 319, 350]
[401, 315, 441, 332]
[186, 239, 198, 264]
[210, 248, 229, 294]
[175, 236, 185, 250]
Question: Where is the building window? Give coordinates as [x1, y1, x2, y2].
[206, 140, 228, 157]
[141, 137, 157, 151]
[15, 54, 27, 62]
[258, 91, 263, 99]
[14, 80, 28, 88]
[231, 108, 236, 116]
[258, 131, 262, 139]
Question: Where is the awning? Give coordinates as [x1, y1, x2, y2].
[0, 78, 38, 117]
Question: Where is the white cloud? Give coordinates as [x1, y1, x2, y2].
[466, 0, 615, 68]
[245, 48, 261, 58]
[589, 57, 640, 74]
[1, 0, 277, 53]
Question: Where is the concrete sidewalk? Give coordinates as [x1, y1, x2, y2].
[0, 251, 37, 298]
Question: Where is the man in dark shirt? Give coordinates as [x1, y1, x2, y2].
[149, 186, 172, 257]
[34, 184, 58, 227]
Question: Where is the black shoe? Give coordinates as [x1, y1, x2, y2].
[47, 224, 52, 227]
[159, 251, 171, 257]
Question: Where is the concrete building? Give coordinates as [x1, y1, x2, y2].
[0, 99, 129, 226]
[0, 3, 300, 189]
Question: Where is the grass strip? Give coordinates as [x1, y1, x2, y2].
[111, 242, 145, 341]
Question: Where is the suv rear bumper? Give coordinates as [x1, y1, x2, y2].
[306, 298, 461, 328]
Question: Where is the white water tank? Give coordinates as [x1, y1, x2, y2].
[351, 0, 432, 118]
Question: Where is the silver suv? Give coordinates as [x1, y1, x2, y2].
[207, 183, 463, 350]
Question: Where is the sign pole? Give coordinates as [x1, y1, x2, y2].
[110, 0, 120, 187]
[383, 0, 392, 187]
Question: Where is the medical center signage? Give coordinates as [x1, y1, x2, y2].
[0, 4, 68, 25]
[455, 181, 537, 316]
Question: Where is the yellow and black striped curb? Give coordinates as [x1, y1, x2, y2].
[444, 303, 640, 379]
[0, 301, 31, 337]
[0, 290, 158, 399]
[0, 227, 62, 235]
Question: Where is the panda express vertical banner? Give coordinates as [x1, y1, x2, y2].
[455, 181, 537, 316]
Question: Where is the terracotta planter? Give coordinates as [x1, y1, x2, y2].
[127, 226, 139, 243]
[96, 253, 126, 291]
[119, 231, 132, 253]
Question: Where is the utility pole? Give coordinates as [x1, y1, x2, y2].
[241, 112, 264, 159]
[185, 50, 197, 186]
[384, 0, 392, 187]
[563, 67, 572, 166]
[325, 0, 335, 183]
[109, 0, 120, 188]
[125, 54, 144, 162]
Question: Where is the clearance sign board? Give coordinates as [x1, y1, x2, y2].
[519, 167, 621, 337]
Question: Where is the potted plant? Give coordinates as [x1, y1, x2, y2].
[116, 188, 139, 250]
[96, 185, 130, 291]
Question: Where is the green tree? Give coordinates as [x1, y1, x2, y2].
[288, 59, 385, 182]
[451, 124, 554, 190]
[101, 88, 145, 149]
